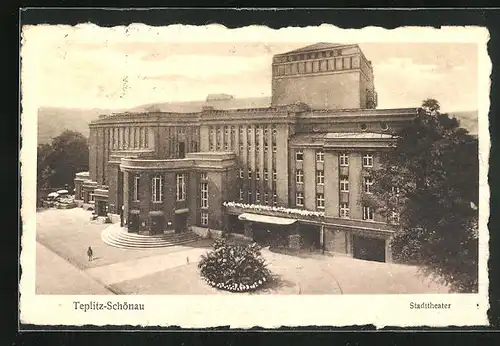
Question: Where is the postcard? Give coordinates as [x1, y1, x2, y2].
[20, 22, 490, 328]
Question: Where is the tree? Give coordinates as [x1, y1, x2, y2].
[38, 130, 89, 190]
[369, 98, 479, 292]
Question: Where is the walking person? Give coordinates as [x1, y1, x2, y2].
[87, 246, 93, 262]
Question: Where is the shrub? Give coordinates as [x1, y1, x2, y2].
[198, 239, 272, 292]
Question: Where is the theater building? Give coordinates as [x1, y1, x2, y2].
[75, 43, 419, 262]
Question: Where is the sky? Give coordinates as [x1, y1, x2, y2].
[22, 25, 480, 112]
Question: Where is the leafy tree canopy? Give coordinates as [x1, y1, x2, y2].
[370, 98, 479, 292]
[37, 130, 89, 191]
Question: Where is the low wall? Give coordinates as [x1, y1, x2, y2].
[190, 226, 223, 239]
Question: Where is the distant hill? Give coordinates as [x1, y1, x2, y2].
[448, 110, 478, 136]
[37, 103, 479, 145]
[37, 107, 123, 144]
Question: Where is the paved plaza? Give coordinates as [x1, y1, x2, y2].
[35, 208, 449, 295]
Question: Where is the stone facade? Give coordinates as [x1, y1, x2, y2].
[75, 42, 419, 262]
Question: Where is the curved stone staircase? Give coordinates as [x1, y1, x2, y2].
[101, 225, 200, 249]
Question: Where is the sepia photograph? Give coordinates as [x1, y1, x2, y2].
[20, 23, 490, 327]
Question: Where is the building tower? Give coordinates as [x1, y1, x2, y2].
[271, 43, 378, 110]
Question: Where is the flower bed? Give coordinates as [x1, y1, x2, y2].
[198, 239, 271, 293]
[223, 201, 325, 218]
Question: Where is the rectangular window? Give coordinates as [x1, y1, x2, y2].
[392, 186, 400, 196]
[273, 170, 277, 181]
[239, 144, 244, 152]
[239, 188, 244, 201]
[363, 177, 374, 194]
[272, 144, 277, 153]
[363, 154, 374, 167]
[89, 193, 94, 202]
[273, 193, 277, 206]
[80, 189, 85, 200]
[390, 210, 400, 224]
[200, 172, 208, 181]
[256, 191, 260, 203]
[340, 153, 349, 166]
[264, 169, 268, 181]
[296, 192, 304, 207]
[340, 203, 349, 218]
[264, 193, 269, 205]
[296, 150, 304, 161]
[152, 175, 163, 203]
[340, 177, 349, 192]
[264, 144, 269, 153]
[296, 170, 304, 184]
[316, 150, 324, 162]
[248, 169, 252, 180]
[200, 182, 209, 209]
[224, 143, 228, 151]
[248, 191, 252, 203]
[363, 206, 374, 221]
[256, 170, 260, 181]
[176, 174, 186, 201]
[133, 175, 140, 202]
[201, 212, 208, 226]
[316, 170, 324, 185]
[316, 193, 325, 209]
[239, 168, 244, 179]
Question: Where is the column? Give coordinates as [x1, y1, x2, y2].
[123, 170, 129, 227]
[244, 221, 253, 239]
[385, 239, 393, 263]
[320, 225, 324, 247]
[349, 152, 363, 219]
[303, 148, 316, 210]
[139, 172, 151, 234]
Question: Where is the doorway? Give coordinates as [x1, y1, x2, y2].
[352, 235, 386, 262]
[174, 212, 188, 233]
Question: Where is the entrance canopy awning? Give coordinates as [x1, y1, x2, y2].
[238, 213, 297, 226]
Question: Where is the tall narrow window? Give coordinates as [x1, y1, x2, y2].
[316, 149, 324, 162]
[133, 175, 140, 202]
[316, 193, 325, 209]
[296, 169, 304, 184]
[256, 191, 260, 203]
[264, 193, 269, 205]
[296, 192, 304, 207]
[201, 182, 209, 209]
[273, 170, 277, 181]
[340, 153, 349, 166]
[201, 172, 208, 181]
[363, 177, 374, 194]
[296, 150, 304, 161]
[340, 203, 349, 218]
[239, 168, 244, 179]
[316, 170, 324, 185]
[363, 206, 374, 221]
[362, 153, 374, 167]
[264, 169, 269, 181]
[248, 191, 252, 203]
[256, 170, 260, 181]
[152, 175, 163, 203]
[176, 174, 186, 201]
[340, 177, 349, 192]
[239, 189, 244, 201]
[201, 212, 209, 226]
[273, 193, 277, 206]
[248, 169, 252, 180]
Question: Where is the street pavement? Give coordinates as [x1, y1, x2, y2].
[35, 208, 449, 295]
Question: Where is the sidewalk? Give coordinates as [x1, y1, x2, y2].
[36, 242, 113, 295]
[85, 247, 209, 286]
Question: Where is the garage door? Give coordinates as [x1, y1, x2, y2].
[353, 235, 386, 262]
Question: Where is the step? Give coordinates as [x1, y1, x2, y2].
[101, 228, 200, 249]
[103, 232, 197, 244]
